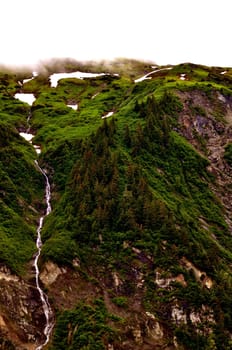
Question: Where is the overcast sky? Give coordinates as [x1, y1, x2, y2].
[1, 0, 231, 68]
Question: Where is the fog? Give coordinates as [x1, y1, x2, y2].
[1, 0, 231, 68]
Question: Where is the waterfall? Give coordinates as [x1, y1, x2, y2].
[34, 161, 54, 350]
[16, 93, 54, 348]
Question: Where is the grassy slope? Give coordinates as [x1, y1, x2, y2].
[37, 63, 232, 349]
[1, 61, 232, 348]
[0, 72, 45, 274]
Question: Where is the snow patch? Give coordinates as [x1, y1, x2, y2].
[180, 73, 186, 80]
[20, 132, 41, 154]
[34, 145, 41, 154]
[49, 71, 106, 87]
[23, 77, 33, 84]
[15, 93, 36, 106]
[20, 132, 34, 142]
[102, 111, 114, 119]
[67, 104, 78, 110]
[135, 76, 152, 83]
[22, 72, 38, 85]
[92, 92, 100, 99]
[135, 67, 172, 83]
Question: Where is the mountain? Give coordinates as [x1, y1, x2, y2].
[0, 59, 232, 349]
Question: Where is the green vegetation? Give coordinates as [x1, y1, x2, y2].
[224, 143, 232, 166]
[0, 73, 45, 273]
[51, 299, 118, 350]
[1, 60, 232, 349]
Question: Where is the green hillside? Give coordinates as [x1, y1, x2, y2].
[1, 60, 232, 349]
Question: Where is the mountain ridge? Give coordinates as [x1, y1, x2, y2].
[0, 60, 232, 349]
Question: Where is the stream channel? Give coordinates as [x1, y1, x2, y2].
[15, 92, 54, 349]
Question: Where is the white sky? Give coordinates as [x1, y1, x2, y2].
[0, 0, 231, 68]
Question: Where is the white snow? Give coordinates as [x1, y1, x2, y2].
[134, 76, 152, 83]
[34, 145, 41, 154]
[20, 132, 41, 153]
[67, 104, 78, 110]
[22, 72, 38, 85]
[221, 71, 227, 75]
[49, 71, 106, 87]
[20, 132, 34, 142]
[14, 93, 36, 105]
[102, 111, 114, 119]
[180, 73, 186, 80]
[92, 92, 100, 99]
[23, 77, 33, 84]
[134, 67, 172, 83]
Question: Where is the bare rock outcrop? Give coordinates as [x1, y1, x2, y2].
[0, 266, 45, 350]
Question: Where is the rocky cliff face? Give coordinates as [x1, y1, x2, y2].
[38, 256, 216, 349]
[178, 89, 232, 230]
[0, 265, 46, 350]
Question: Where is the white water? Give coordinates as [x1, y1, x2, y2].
[19, 134, 53, 347]
[17, 91, 53, 348]
[67, 103, 78, 110]
[34, 161, 54, 350]
[16, 93, 41, 154]
[102, 111, 114, 119]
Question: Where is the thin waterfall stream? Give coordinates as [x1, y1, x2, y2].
[34, 161, 54, 350]
[15, 92, 54, 349]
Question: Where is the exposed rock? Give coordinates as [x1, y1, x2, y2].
[145, 312, 164, 340]
[178, 90, 232, 233]
[72, 258, 80, 267]
[132, 328, 143, 344]
[181, 257, 213, 288]
[40, 261, 67, 286]
[155, 270, 187, 288]
[0, 315, 6, 328]
[189, 311, 201, 324]
[112, 272, 122, 289]
[0, 266, 46, 350]
[171, 304, 187, 325]
[0, 266, 19, 283]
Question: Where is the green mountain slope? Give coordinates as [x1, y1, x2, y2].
[1, 60, 232, 349]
